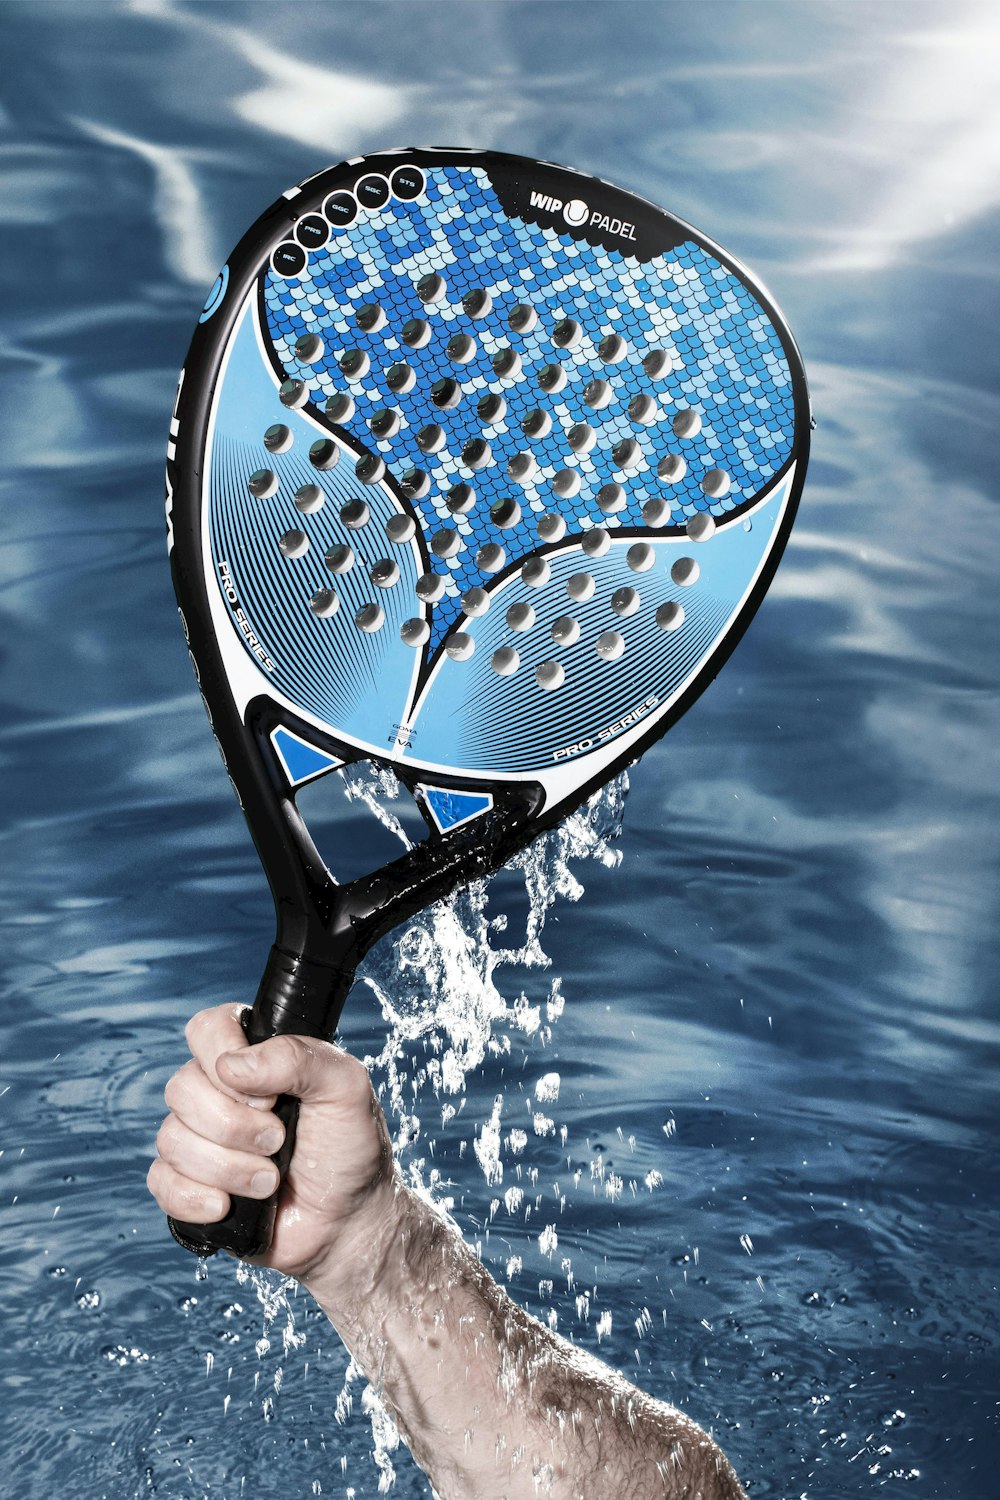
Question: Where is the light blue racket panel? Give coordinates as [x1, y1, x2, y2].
[208, 305, 422, 751]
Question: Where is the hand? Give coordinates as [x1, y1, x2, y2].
[147, 1004, 396, 1286]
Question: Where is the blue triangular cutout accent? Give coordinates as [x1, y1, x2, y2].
[270, 726, 343, 787]
[421, 785, 494, 835]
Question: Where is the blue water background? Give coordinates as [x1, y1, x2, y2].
[1, 2, 998, 1496]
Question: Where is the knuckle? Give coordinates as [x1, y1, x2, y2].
[164, 1058, 201, 1114]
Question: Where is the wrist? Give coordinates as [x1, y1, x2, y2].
[299, 1169, 413, 1317]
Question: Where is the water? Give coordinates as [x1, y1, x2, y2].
[2, 2, 999, 1495]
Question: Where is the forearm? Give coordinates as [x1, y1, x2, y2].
[303, 1180, 747, 1500]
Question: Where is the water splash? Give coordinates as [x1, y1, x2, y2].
[243, 766, 629, 1489]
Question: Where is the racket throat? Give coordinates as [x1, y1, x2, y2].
[250, 943, 357, 1041]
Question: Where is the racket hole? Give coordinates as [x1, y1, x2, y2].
[491, 647, 520, 677]
[386, 362, 416, 394]
[611, 586, 640, 617]
[356, 453, 386, 485]
[325, 543, 355, 574]
[279, 379, 308, 409]
[537, 513, 566, 543]
[370, 558, 400, 588]
[596, 630, 625, 661]
[416, 572, 447, 602]
[400, 467, 430, 499]
[598, 333, 627, 363]
[508, 302, 538, 334]
[552, 468, 581, 499]
[551, 615, 581, 645]
[567, 421, 597, 453]
[355, 603, 385, 632]
[507, 452, 537, 482]
[294, 332, 324, 364]
[309, 439, 340, 471]
[700, 469, 730, 499]
[417, 424, 446, 455]
[338, 348, 369, 380]
[492, 348, 522, 380]
[417, 272, 446, 304]
[478, 393, 507, 425]
[612, 438, 642, 471]
[355, 302, 386, 333]
[627, 542, 655, 573]
[671, 556, 700, 586]
[583, 378, 612, 410]
[490, 497, 521, 529]
[642, 349, 674, 380]
[431, 528, 462, 559]
[462, 586, 490, 617]
[521, 408, 551, 440]
[643, 497, 671, 527]
[446, 633, 474, 661]
[628, 394, 657, 425]
[597, 482, 625, 514]
[463, 288, 493, 319]
[656, 601, 685, 632]
[248, 468, 278, 498]
[566, 572, 595, 602]
[278, 529, 309, 558]
[536, 661, 565, 691]
[294, 483, 324, 514]
[326, 391, 355, 422]
[581, 527, 611, 558]
[446, 482, 476, 515]
[462, 438, 492, 470]
[386, 514, 416, 544]
[369, 408, 401, 439]
[657, 454, 686, 484]
[686, 513, 717, 541]
[477, 543, 506, 572]
[401, 318, 431, 350]
[522, 557, 551, 589]
[447, 333, 476, 364]
[263, 423, 293, 453]
[401, 618, 429, 647]
[537, 362, 567, 394]
[672, 408, 702, 439]
[552, 318, 581, 350]
[309, 588, 339, 617]
[340, 499, 370, 530]
[431, 378, 461, 411]
[506, 602, 535, 632]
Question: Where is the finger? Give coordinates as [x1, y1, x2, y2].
[217, 1033, 373, 1112]
[164, 1058, 285, 1156]
[155, 1113, 280, 1200]
[184, 1004, 277, 1109]
[146, 1156, 229, 1223]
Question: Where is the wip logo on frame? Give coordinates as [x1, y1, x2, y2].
[529, 190, 636, 243]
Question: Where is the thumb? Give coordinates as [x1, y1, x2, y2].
[217, 1034, 369, 1108]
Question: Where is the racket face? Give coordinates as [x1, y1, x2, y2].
[168, 147, 808, 859]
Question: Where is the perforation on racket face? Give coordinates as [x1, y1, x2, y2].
[177, 149, 808, 807]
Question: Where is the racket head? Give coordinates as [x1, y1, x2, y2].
[166, 147, 809, 978]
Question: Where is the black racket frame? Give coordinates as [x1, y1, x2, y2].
[164, 148, 810, 1256]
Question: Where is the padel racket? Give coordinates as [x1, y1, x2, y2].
[164, 148, 809, 1257]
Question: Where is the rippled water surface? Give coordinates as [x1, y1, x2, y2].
[2, 3, 999, 1497]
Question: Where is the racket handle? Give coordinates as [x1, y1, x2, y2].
[168, 946, 354, 1259]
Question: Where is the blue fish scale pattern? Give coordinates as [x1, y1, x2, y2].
[261, 165, 794, 652]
